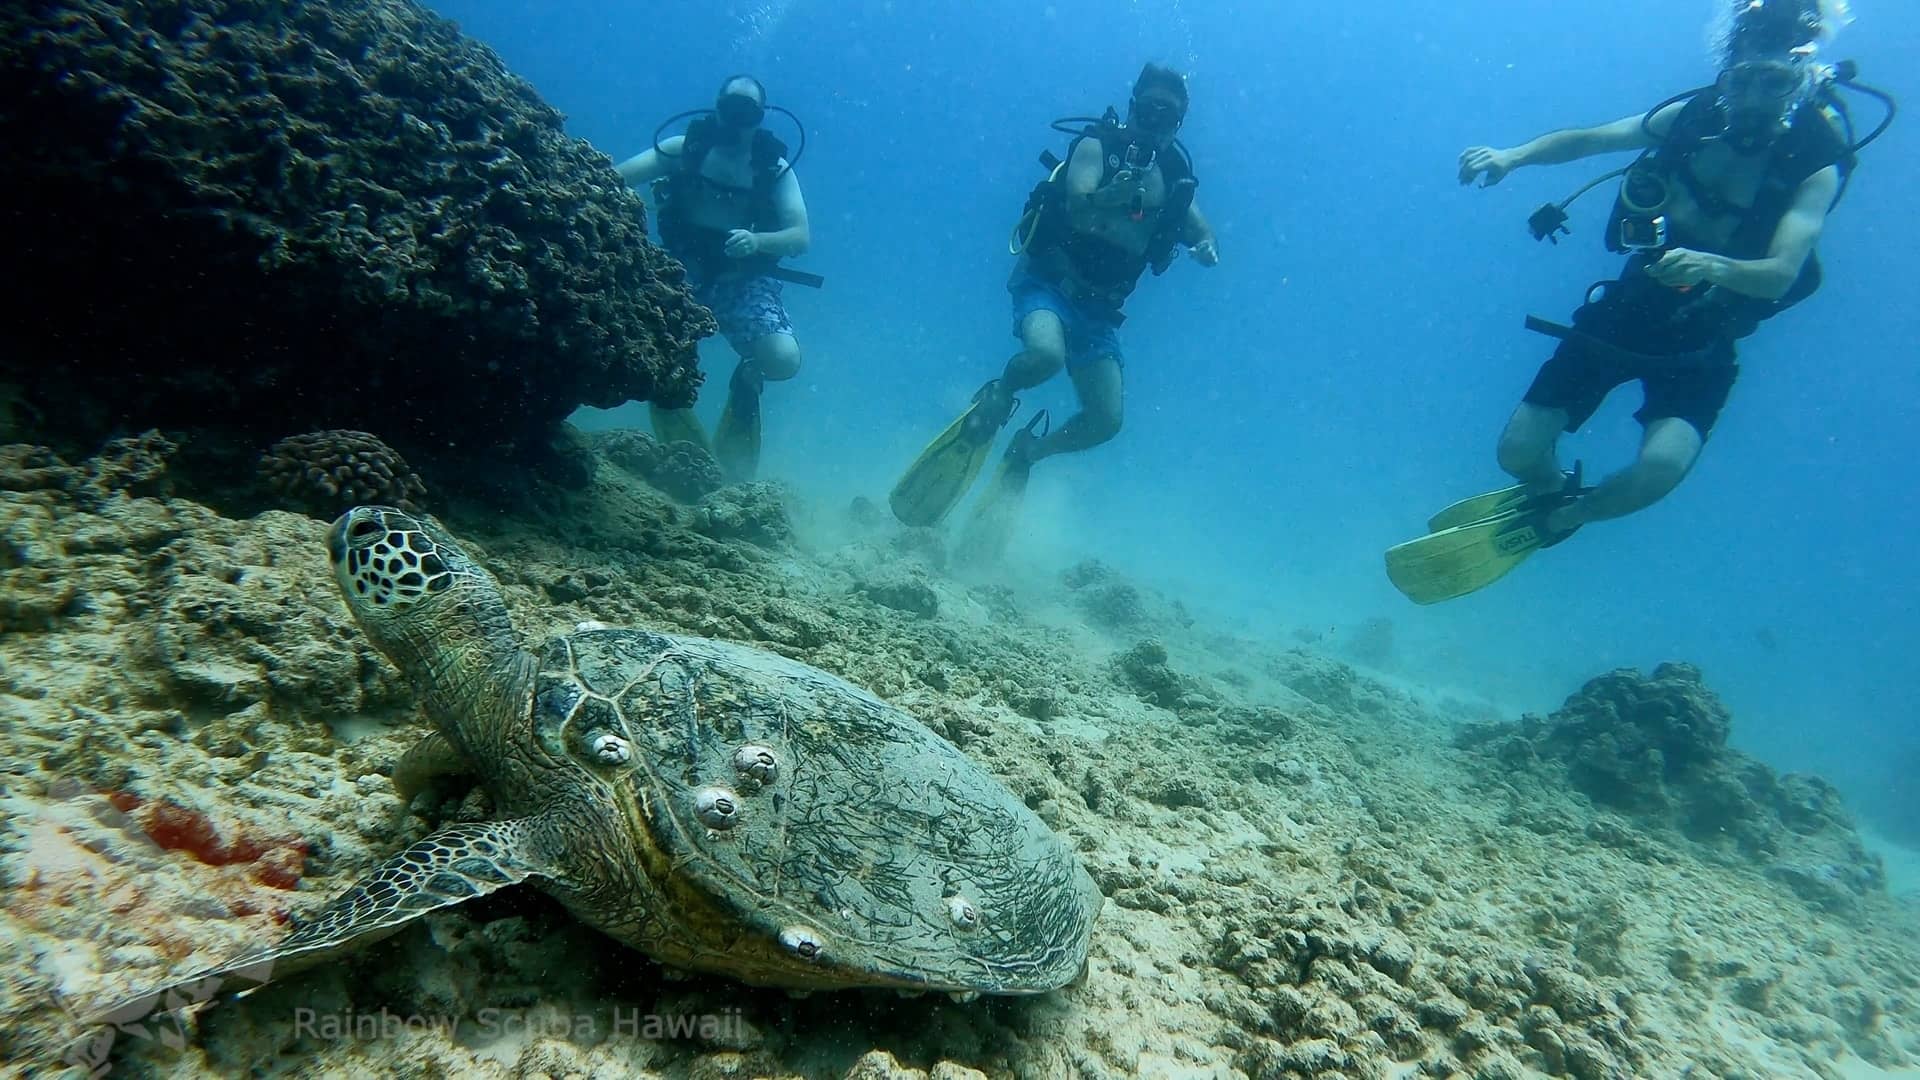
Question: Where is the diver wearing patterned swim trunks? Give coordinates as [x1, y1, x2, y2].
[617, 75, 811, 482]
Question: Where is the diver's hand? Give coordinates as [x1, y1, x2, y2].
[1646, 248, 1720, 288]
[1087, 180, 1139, 210]
[1458, 146, 1516, 187]
[723, 229, 761, 258]
[1190, 237, 1220, 267]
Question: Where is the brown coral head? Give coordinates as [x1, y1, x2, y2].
[258, 430, 428, 518]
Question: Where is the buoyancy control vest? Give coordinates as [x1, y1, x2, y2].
[653, 115, 790, 277]
[1603, 86, 1855, 332]
[1013, 111, 1198, 312]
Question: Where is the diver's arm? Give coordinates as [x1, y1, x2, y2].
[743, 165, 810, 257]
[1064, 136, 1106, 199]
[1060, 136, 1109, 231]
[1651, 165, 1840, 300]
[1181, 202, 1215, 246]
[1183, 202, 1219, 266]
[1511, 116, 1653, 165]
[1461, 103, 1679, 185]
[613, 136, 681, 199]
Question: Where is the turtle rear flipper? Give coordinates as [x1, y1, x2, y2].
[88, 818, 556, 1027]
[391, 730, 476, 805]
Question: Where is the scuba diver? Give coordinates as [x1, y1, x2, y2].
[615, 75, 818, 483]
[888, 63, 1220, 562]
[1386, 0, 1896, 605]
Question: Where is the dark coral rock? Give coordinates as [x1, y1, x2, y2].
[85, 430, 180, 499]
[0, 445, 83, 494]
[1078, 581, 1146, 629]
[856, 572, 939, 619]
[692, 483, 791, 547]
[1535, 662, 1732, 813]
[598, 429, 723, 504]
[1115, 638, 1186, 708]
[1472, 663, 1885, 907]
[258, 429, 427, 518]
[1061, 559, 1116, 590]
[1, 432, 184, 508]
[0, 0, 712, 466]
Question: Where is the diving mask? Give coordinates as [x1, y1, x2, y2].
[1127, 94, 1185, 138]
[716, 92, 766, 129]
[1716, 59, 1807, 150]
[1717, 59, 1806, 106]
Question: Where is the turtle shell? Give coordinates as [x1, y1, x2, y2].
[529, 627, 1101, 994]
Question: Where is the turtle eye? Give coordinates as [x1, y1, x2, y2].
[349, 519, 382, 541]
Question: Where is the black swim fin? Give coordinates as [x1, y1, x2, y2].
[713, 364, 762, 483]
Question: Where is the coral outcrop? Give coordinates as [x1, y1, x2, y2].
[0, 0, 712, 467]
[1461, 663, 1885, 911]
[258, 430, 428, 518]
[598, 429, 724, 505]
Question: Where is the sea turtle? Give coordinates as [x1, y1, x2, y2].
[96, 506, 1100, 1025]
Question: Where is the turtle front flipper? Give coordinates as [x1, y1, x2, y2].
[88, 818, 558, 1027]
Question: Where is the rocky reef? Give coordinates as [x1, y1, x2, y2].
[0, 0, 711, 477]
[1459, 663, 1886, 913]
[4, 432, 1917, 1079]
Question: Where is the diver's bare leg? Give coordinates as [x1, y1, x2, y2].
[1029, 355, 1123, 463]
[967, 311, 1068, 425]
[1496, 402, 1573, 493]
[1548, 417, 1702, 531]
[1000, 311, 1066, 393]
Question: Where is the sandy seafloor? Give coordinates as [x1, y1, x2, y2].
[2, 434, 1917, 1080]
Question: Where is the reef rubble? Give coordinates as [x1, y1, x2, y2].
[2, 433, 1916, 1079]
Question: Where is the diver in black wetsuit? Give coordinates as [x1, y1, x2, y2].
[1456, 0, 1888, 540]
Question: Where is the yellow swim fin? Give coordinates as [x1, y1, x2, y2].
[954, 411, 1047, 567]
[1384, 509, 1571, 604]
[649, 403, 711, 453]
[1427, 482, 1530, 533]
[889, 380, 1018, 527]
[1426, 470, 1577, 532]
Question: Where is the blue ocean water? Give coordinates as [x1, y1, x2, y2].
[424, 0, 1917, 831]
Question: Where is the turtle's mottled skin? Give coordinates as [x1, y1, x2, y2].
[97, 506, 1098, 1024]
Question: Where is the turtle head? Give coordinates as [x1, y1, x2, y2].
[327, 506, 516, 691]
